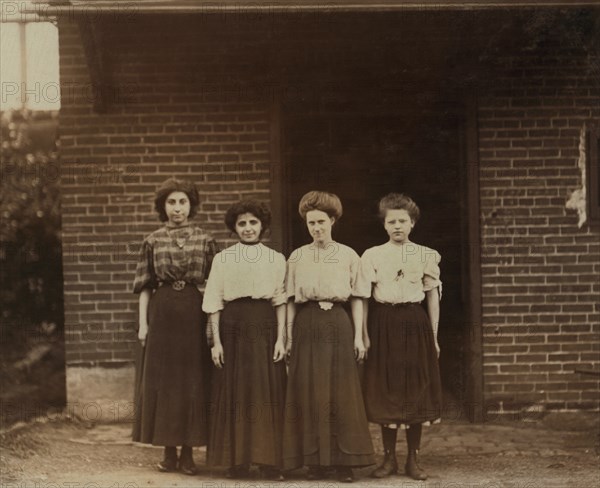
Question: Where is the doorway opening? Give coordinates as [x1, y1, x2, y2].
[282, 90, 475, 419]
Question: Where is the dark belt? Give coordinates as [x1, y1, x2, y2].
[377, 301, 422, 307]
[159, 280, 187, 291]
[229, 297, 269, 303]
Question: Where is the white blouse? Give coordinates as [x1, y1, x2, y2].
[286, 242, 370, 303]
[202, 242, 287, 314]
[360, 241, 442, 304]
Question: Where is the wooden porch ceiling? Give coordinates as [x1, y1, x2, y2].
[16, 2, 596, 113]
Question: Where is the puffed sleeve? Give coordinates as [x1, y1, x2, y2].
[271, 252, 287, 307]
[350, 248, 371, 298]
[354, 249, 376, 298]
[422, 249, 442, 299]
[202, 253, 225, 314]
[285, 250, 300, 300]
[133, 239, 156, 294]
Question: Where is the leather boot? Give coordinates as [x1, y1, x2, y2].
[178, 445, 197, 475]
[372, 449, 399, 478]
[306, 466, 325, 480]
[371, 426, 398, 478]
[226, 464, 250, 479]
[259, 465, 285, 481]
[336, 466, 354, 483]
[157, 446, 177, 472]
[405, 449, 427, 480]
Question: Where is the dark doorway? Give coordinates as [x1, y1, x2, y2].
[282, 90, 470, 415]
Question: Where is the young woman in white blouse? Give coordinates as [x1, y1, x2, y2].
[360, 193, 443, 481]
[283, 191, 374, 483]
[202, 200, 286, 479]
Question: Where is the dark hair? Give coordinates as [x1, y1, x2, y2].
[154, 178, 200, 222]
[225, 199, 272, 238]
[298, 191, 343, 221]
[378, 193, 420, 223]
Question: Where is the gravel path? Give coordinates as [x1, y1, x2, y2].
[1, 415, 598, 488]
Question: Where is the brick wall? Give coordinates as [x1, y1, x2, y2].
[56, 11, 600, 413]
[478, 49, 600, 412]
[58, 17, 274, 367]
[57, 12, 469, 370]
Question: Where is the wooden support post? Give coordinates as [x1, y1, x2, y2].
[464, 93, 484, 422]
[77, 17, 108, 113]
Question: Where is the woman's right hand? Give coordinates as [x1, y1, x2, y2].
[138, 323, 148, 347]
[211, 343, 224, 368]
[273, 339, 286, 363]
[354, 336, 367, 362]
[363, 332, 371, 359]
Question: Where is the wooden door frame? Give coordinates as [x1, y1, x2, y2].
[463, 94, 485, 422]
[269, 96, 290, 254]
[275, 93, 485, 421]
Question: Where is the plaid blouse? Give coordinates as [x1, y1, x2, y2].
[133, 225, 218, 294]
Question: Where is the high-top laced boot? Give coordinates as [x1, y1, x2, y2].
[178, 445, 197, 475]
[371, 426, 399, 478]
[157, 446, 177, 472]
[405, 424, 427, 480]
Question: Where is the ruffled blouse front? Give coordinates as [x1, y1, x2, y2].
[359, 241, 442, 304]
[202, 242, 287, 314]
[286, 242, 369, 303]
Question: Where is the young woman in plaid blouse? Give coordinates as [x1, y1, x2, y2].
[132, 178, 218, 475]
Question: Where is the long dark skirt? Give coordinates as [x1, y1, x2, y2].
[132, 284, 211, 446]
[207, 298, 286, 468]
[363, 301, 442, 426]
[283, 302, 375, 470]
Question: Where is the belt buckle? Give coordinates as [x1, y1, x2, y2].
[172, 280, 186, 291]
[318, 301, 334, 311]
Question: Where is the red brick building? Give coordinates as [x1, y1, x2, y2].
[25, 1, 600, 421]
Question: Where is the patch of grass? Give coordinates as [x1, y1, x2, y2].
[0, 424, 49, 459]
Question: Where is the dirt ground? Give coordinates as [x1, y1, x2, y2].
[1, 413, 598, 488]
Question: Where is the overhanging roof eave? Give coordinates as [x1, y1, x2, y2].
[19, 1, 600, 17]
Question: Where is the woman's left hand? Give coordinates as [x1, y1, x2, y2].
[211, 343, 224, 368]
[354, 337, 367, 362]
[273, 339, 286, 362]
